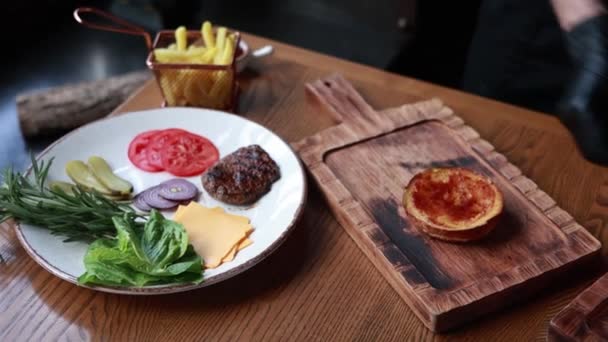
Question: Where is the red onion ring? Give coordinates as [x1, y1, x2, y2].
[133, 193, 152, 212]
[159, 179, 199, 201]
[141, 186, 179, 209]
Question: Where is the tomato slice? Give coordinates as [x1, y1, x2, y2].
[145, 129, 190, 169]
[160, 134, 219, 176]
[128, 130, 163, 172]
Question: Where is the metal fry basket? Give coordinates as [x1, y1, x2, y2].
[74, 7, 240, 111]
[147, 30, 240, 110]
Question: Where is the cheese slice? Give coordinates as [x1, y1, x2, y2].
[238, 238, 253, 251]
[174, 202, 205, 221]
[221, 244, 238, 263]
[174, 202, 253, 268]
[221, 237, 253, 263]
[174, 204, 187, 221]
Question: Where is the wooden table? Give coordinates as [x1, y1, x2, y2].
[2, 33, 608, 341]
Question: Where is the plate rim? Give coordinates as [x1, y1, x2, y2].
[14, 107, 308, 295]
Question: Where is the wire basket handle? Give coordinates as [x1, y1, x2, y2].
[73, 7, 152, 51]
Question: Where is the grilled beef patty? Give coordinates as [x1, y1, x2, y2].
[201, 145, 280, 205]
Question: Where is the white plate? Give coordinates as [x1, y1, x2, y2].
[15, 107, 307, 295]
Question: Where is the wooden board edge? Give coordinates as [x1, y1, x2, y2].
[548, 273, 608, 341]
[292, 96, 448, 166]
[424, 236, 602, 311]
[436, 247, 602, 332]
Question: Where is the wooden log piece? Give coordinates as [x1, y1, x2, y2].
[17, 70, 152, 138]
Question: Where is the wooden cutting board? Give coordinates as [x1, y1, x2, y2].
[549, 273, 608, 341]
[292, 74, 602, 332]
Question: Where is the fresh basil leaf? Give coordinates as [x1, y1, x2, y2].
[141, 210, 189, 268]
[78, 210, 203, 287]
[113, 215, 147, 262]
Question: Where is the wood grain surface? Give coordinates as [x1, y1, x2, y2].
[549, 273, 608, 341]
[2, 33, 608, 341]
[293, 74, 601, 332]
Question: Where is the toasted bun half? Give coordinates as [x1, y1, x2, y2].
[403, 167, 504, 243]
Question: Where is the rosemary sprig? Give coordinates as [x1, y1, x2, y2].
[0, 155, 142, 242]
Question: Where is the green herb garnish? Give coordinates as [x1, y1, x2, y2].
[0, 155, 203, 287]
[78, 210, 203, 287]
[0, 155, 138, 242]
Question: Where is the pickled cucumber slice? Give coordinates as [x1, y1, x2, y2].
[103, 193, 133, 202]
[65, 160, 114, 195]
[88, 156, 133, 195]
[49, 181, 76, 195]
[50, 180, 130, 201]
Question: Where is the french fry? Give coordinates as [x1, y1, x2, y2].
[214, 27, 227, 63]
[183, 77, 200, 106]
[217, 35, 235, 65]
[156, 21, 236, 109]
[154, 47, 208, 63]
[168, 70, 190, 104]
[159, 73, 177, 106]
[214, 79, 231, 108]
[201, 21, 215, 48]
[199, 70, 215, 94]
[199, 47, 217, 64]
[186, 47, 207, 56]
[154, 49, 181, 63]
[209, 71, 232, 101]
[154, 47, 215, 63]
[156, 24, 234, 66]
[185, 76, 218, 107]
[175, 26, 187, 51]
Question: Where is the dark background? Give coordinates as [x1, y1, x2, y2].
[0, 0, 482, 171]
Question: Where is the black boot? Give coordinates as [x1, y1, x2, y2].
[558, 14, 608, 165]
